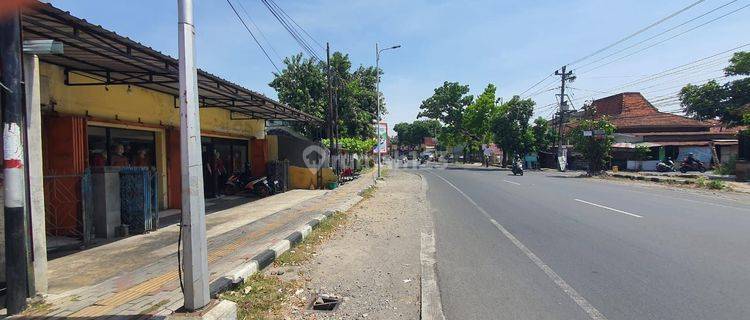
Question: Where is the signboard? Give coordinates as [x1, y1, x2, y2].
[373, 122, 388, 154]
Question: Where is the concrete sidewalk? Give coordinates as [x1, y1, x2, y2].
[15, 171, 375, 319]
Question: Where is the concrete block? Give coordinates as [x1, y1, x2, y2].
[92, 167, 122, 239]
[165, 300, 237, 320]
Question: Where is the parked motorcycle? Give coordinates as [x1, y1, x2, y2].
[225, 172, 273, 197]
[679, 159, 706, 173]
[656, 159, 676, 172]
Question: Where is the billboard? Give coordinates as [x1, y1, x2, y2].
[373, 122, 388, 154]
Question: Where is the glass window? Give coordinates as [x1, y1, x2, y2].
[87, 126, 156, 168]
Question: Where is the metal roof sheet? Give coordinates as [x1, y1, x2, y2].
[21, 1, 321, 123]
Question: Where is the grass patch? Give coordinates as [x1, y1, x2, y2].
[275, 211, 349, 267]
[358, 185, 377, 199]
[220, 273, 300, 320]
[696, 177, 727, 190]
[221, 211, 352, 318]
[21, 300, 55, 315]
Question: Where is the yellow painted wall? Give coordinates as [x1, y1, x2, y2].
[39, 63, 266, 208]
[288, 165, 336, 189]
[39, 63, 265, 137]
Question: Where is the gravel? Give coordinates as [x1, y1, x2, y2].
[280, 170, 428, 319]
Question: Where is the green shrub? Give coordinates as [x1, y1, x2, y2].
[713, 156, 737, 175]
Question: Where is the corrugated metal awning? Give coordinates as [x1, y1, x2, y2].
[20, 1, 321, 123]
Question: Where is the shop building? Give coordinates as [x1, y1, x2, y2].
[0, 1, 322, 291]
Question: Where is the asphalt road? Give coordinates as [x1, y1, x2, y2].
[414, 164, 750, 320]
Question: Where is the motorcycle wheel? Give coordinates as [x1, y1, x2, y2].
[699, 166, 706, 173]
[256, 185, 271, 198]
[680, 167, 688, 173]
[224, 184, 240, 195]
[520, 171, 524, 176]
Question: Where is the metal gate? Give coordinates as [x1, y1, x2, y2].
[43, 169, 94, 245]
[119, 167, 158, 233]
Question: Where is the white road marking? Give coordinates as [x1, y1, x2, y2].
[426, 171, 608, 320]
[503, 179, 521, 186]
[574, 199, 643, 218]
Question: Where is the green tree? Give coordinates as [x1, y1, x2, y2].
[463, 84, 499, 144]
[418, 81, 474, 145]
[393, 120, 441, 149]
[490, 96, 535, 165]
[268, 53, 327, 138]
[680, 51, 750, 126]
[531, 117, 556, 152]
[569, 118, 616, 174]
[269, 52, 384, 140]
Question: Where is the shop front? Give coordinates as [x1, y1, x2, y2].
[19, 3, 321, 249]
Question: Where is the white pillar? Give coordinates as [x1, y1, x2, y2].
[177, 0, 210, 311]
[23, 53, 47, 295]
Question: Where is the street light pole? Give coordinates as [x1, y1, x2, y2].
[177, 0, 210, 311]
[375, 43, 400, 179]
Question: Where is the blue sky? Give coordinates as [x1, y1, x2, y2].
[46, 0, 749, 131]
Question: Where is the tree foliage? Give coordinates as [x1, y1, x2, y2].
[490, 96, 535, 163]
[322, 137, 376, 154]
[418, 81, 474, 145]
[269, 52, 384, 140]
[679, 51, 750, 126]
[531, 117, 556, 153]
[569, 118, 616, 174]
[393, 120, 441, 148]
[463, 84, 499, 144]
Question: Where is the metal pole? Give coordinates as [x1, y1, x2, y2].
[375, 43, 381, 179]
[1, 11, 30, 315]
[177, 0, 209, 311]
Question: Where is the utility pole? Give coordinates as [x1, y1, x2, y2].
[177, 0, 210, 311]
[1, 10, 30, 315]
[326, 43, 335, 172]
[555, 65, 573, 171]
[375, 43, 381, 179]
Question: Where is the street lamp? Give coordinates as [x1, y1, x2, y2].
[375, 43, 400, 179]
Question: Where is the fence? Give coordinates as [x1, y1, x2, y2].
[119, 167, 159, 234]
[43, 170, 94, 245]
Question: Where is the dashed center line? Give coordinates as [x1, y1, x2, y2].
[503, 180, 521, 186]
[574, 199, 643, 218]
[425, 171, 608, 320]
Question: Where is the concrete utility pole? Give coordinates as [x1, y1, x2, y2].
[555, 65, 573, 171]
[177, 0, 210, 311]
[326, 43, 335, 171]
[1, 11, 30, 315]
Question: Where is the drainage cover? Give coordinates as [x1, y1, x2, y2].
[307, 294, 342, 312]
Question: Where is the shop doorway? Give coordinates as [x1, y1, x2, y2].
[201, 137, 248, 198]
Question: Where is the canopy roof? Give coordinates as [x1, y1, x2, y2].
[21, 1, 321, 123]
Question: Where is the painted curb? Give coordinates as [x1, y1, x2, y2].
[196, 175, 377, 311]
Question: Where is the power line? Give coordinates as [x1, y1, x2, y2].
[260, 0, 322, 61]
[571, 42, 750, 103]
[226, 0, 281, 73]
[578, 2, 750, 75]
[519, 73, 554, 97]
[237, 0, 283, 61]
[573, 0, 738, 71]
[266, 0, 325, 50]
[567, 0, 706, 67]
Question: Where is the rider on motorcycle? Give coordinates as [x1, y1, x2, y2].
[684, 153, 700, 165]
